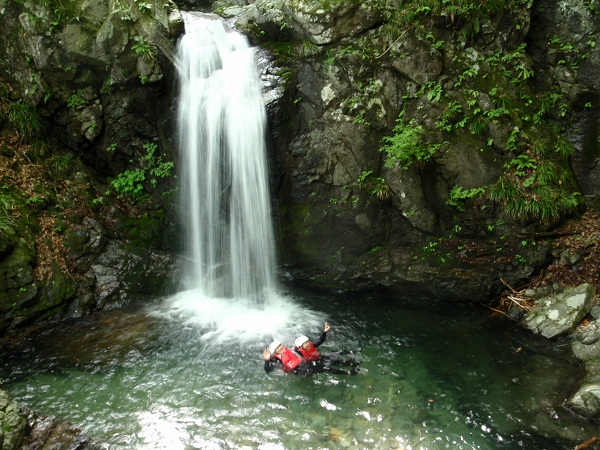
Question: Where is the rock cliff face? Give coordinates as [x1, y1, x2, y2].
[0, 0, 183, 333]
[0, 0, 599, 332]
[232, 0, 600, 297]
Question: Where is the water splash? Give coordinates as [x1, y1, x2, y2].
[156, 288, 323, 346]
[176, 14, 277, 301]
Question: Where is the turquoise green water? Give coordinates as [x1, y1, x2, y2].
[1, 288, 595, 449]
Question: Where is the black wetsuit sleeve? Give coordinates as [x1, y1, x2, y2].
[264, 358, 277, 373]
[314, 331, 327, 348]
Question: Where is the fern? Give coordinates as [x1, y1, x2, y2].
[380, 118, 440, 170]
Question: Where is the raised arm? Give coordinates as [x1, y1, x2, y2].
[263, 348, 275, 373]
[314, 321, 330, 348]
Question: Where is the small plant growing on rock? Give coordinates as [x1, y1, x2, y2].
[380, 116, 441, 170]
[67, 90, 88, 109]
[4, 101, 45, 142]
[447, 186, 485, 211]
[131, 36, 155, 61]
[0, 192, 17, 246]
[356, 170, 391, 200]
[110, 143, 174, 204]
[487, 147, 582, 224]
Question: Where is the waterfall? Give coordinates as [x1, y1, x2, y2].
[161, 13, 321, 343]
[176, 14, 277, 301]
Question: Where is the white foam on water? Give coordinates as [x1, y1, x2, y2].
[153, 288, 324, 346]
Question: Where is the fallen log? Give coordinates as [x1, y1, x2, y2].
[575, 436, 600, 450]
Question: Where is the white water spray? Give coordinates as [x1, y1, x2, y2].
[177, 14, 277, 300]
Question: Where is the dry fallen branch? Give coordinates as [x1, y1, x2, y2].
[497, 278, 535, 314]
[575, 436, 600, 450]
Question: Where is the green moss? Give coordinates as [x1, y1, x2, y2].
[279, 203, 327, 261]
[39, 261, 77, 308]
[116, 210, 166, 248]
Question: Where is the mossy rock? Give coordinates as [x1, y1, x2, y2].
[0, 240, 36, 311]
[114, 209, 167, 248]
[37, 262, 77, 311]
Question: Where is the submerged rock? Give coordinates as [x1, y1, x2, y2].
[520, 283, 596, 338]
[20, 409, 104, 450]
[2, 386, 104, 449]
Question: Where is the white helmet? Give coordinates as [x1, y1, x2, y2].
[295, 335, 309, 348]
[268, 340, 281, 354]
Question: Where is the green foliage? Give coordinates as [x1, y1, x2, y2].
[356, 170, 391, 200]
[436, 101, 464, 132]
[11, 0, 80, 31]
[554, 136, 575, 159]
[134, 0, 152, 13]
[111, 168, 147, 203]
[131, 36, 155, 61]
[380, 117, 441, 170]
[101, 78, 114, 95]
[48, 153, 72, 174]
[485, 43, 533, 86]
[427, 83, 443, 102]
[456, 66, 479, 87]
[345, 79, 382, 126]
[5, 101, 45, 141]
[111, 143, 174, 203]
[425, 31, 444, 50]
[67, 90, 88, 109]
[381, 0, 531, 38]
[296, 41, 321, 58]
[0, 192, 18, 244]
[447, 186, 485, 211]
[114, 0, 135, 21]
[488, 151, 582, 223]
[488, 177, 581, 223]
[469, 115, 488, 135]
[533, 92, 561, 124]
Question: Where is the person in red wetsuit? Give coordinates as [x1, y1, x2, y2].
[294, 321, 331, 362]
[294, 322, 360, 372]
[263, 340, 303, 373]
[263, 336, 358, 376]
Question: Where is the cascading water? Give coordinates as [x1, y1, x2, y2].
[164, 13, 321, 342]
[177, 14, 276, 300]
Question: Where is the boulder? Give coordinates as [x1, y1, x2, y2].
[521, 283, 596, 338]
[565, 373, 600, 419]
[571, 320, 600, 361]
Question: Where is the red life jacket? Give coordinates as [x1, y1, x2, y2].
[274, 346, 304, 372]
[296, 342, 320, 362]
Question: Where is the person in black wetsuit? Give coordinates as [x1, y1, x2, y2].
[294, 322, 360, 372]
[263, 338, 358, 376]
